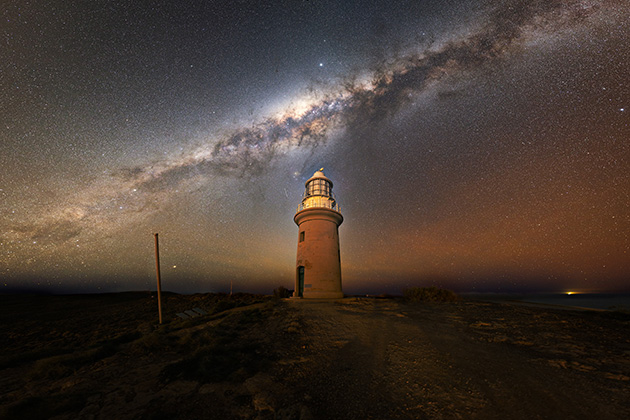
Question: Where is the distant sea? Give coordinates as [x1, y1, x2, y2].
[464, 293, 630, 311]
[515, 293, 630, 311]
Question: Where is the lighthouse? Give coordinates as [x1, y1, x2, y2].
[294, 168, 343, 299]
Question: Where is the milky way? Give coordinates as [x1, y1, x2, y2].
[1, 0, 628, 293]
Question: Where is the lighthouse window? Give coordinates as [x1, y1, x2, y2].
[299, 231, 305, 242]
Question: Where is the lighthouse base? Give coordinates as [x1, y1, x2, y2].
[295, 290, 344, 299]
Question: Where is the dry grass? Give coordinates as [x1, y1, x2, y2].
[160, 305, 274, 383]
[0, 292, 276, 419]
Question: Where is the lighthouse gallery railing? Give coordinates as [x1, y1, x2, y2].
[296, 197, 341, 213]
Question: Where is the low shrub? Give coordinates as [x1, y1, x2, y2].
[161, 339, 268, 383]
[211, 299, 235, 313]
[272, 286, 292, 299]
[1, 394, 87, 420]
[0, 346, 75, 370]
[27, 344, 117, 380]
[403, 286, 460, 303]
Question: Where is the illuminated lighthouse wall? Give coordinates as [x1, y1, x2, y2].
[293, 169, 344, 299]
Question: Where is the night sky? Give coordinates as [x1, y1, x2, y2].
[2, 0, 629, 294]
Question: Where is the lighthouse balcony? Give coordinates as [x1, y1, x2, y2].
[296, 197, 341, 213]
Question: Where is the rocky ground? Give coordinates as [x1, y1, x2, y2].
[1, 293, 629, 419]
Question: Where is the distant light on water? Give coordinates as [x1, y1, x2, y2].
[518, 292, 630, 311]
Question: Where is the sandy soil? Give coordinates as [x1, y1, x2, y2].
[1, 294, 629, 419]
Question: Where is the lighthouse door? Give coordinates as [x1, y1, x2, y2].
[298, 266, 305, 297]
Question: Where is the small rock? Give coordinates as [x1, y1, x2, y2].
[254, 410, 275, 420]
[158, 380, 199, 397]
[252, 391, 276, 412]
[276, 407, 298, 420]
[199, 383, 219, 394]
[604, 373, 630, 381]
[244, 373, 275, 395]
[299, 405, 314, 420]
[78, 403, 100, 418]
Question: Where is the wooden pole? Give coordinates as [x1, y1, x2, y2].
[154, 233, 163, 324]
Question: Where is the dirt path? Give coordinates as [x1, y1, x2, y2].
[287, 298, 630, 419]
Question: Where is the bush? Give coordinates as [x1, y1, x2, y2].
[272, 286, 292, 299]
[403, 286, 459, 303]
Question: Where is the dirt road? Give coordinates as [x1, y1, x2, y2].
[286, 298, 630, 419]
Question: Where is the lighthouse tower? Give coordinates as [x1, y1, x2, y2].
[294, 168, 343, 299]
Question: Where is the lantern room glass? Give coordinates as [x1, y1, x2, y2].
[306, 179, 331, 197]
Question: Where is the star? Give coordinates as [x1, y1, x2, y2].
[1, 0, 628, 295]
